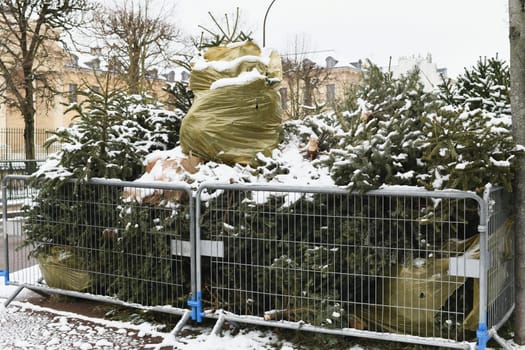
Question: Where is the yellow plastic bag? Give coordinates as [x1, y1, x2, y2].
[37, 246, 91, 292]
[180, 41, 282, 166]
[356, 235, 481, 338]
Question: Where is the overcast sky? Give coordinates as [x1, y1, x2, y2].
[168, 0, 508, 78]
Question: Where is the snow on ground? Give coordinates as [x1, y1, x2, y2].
[0, 303, 160, 350]
[0, 275, 369, 350]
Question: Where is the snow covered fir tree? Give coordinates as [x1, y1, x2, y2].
[23, 51, 519, 341]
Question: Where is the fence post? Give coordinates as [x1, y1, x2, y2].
[188, 189, 204, 322]
[476, 188, 491, 350]
[0, 176, 10, 285]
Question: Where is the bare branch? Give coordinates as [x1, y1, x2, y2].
[91, 0, 186, 94]
[0, 0, 93, 161]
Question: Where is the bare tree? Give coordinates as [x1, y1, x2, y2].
[93, 0, 184, 94]
[0, 0, 92, 166]
[509, 0, 525, 344]
[281, 36, 331, 119]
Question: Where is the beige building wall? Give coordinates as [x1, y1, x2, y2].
[58, 67, 174, 127]
[315, 67, 361, 106]
[3, 65, 175, 131]
[1, 37, 177, 158]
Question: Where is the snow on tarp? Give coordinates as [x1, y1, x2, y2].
[210, 68, 267, 90]
[192, 54, 271, 72]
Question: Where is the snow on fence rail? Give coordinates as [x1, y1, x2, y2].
[0, 176, 514, 349]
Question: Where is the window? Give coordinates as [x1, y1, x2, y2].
[279, 87, 288, 110]
[108, 56, 121, 72]
[68, 84, 78, 103]
[146, 69, 158, 79]
[326, 84, 336, 104]
[325, 56, 338, 69]
[303, 87, 313, 106]
[165, 71, 176, 82]
[68, 54, 79, 67]
[86, 58, 100, 70]
[90, 47, 102, 56]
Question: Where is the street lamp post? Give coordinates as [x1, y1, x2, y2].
[263, 0, 277, 47]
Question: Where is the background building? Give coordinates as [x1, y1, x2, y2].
[279, 51, 362, 119]
[390, 54, 447, 91]
[0, 41, 187, 158]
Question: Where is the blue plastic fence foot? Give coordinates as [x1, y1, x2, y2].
[476, 323, 490, 350]
[0, 270, 9, 285]
[187, 291, 204, 323]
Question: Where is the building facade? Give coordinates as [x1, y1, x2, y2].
[0, 44, 184, 132]
[0, 37, 187, 158]
[390, 54, 447, 91]
[279, 53, 362, 119]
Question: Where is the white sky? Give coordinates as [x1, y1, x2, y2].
[167, 0, 509, 78]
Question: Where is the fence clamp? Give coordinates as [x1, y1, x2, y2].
[188, 291, 204, 323]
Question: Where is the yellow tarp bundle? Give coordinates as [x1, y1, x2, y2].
[38, 246, 91, 292]
[180, 41, 283, 166]
[356, 235, 481, 338]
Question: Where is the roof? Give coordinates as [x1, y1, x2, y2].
[281, 50, 362, 71]
[67, 49, 190, 83]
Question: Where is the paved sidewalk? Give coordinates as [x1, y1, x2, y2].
[0, 301, 171, 350]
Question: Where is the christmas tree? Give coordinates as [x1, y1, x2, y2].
[327, 63, 433, 192]
[24, 87, 187, 305]
[421, 57, 518, 192]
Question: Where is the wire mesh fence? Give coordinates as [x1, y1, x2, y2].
[195, 184, 513, 348]
[0, 128, 60, 184]
[0, 177, 36, 285]
[1, 177, 514, 349]
[0, 160, 43, 186]
[485, 187, 514, 330]
[1, 176, 194, 315]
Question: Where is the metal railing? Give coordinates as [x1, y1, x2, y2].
[0, 128, 60, 185]
[0, 128, 60, 160]
[0, 176, 514, 349]
[484, 187, 514, 346]
[0, 160, 44, 188]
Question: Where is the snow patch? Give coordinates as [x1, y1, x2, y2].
[210, 68, 267, 90]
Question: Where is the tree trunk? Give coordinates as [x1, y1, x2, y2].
[509, 0, 525, 344]
[128, 48, 141, 94]
[23, 110, 36, 173]
[23, 68, 36, 173]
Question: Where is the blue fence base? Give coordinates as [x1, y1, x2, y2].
[476, 323, 490, 350]
[188, 291, 204, 323]
[0, 270, 9, 285]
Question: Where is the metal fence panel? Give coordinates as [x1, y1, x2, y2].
[0, 176, 36, 287]
[485, 186, 514, 330]
[1, 175, 194, 317]
[0, 128, 60, 184]
[1, 177, 514, 348]
[0, 160, 44, 185]
[195, 183, 507, 348]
